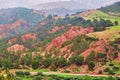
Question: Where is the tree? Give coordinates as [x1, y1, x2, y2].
[75, 56, 84, 66]
[31, 55, 43, 69]
[43, 58, 52, 68]
[47, 15, 52, 19]
[114, 21, 118, 26]
[114, 52, 118, 58]
[88, 61, 95, 71]
[55, 57, 67, 68]
[86, 51, 95, 64]
[69, 55, 76, 64]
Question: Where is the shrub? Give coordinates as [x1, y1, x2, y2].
[50, 64, 57, 71]
[97, 53, 106, 58]
[109, 63, 114, 66]
[15, 71, 24, 76]
[61, 40, 72, 48]
[108, 70, 115, 75]
[113, 66, 119, 71]
[86, 51, 95, 64]
[88, 61, 95, 71]
[104, 67, 110, 72]
[55, 57, 67, 68]
[114, 52, 118, 58]
[43, 58, 52, 68]
[75, 56, 84, 66]
[33, 75, 42, 80]
[69, 55, 76, 64]
[24, 71, 30, 76]
[98, 70, 103, 74]
[37, 72, 43, 76]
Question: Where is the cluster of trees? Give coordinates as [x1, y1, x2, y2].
[55, 16, 113, 31]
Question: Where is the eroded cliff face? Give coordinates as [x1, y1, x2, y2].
[21, 33, 37, 42]
[0, 19, 28, 39]
[80, 39, 114, 59]
[49, 26, 66, 34]
[7, 44, 26, 52]
[46, 26, 93, 51]
[7, 38, 17, 45]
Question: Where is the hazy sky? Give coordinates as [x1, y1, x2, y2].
[0, 0, 119, 9]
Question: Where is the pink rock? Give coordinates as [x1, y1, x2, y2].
[21, 33, 37, 42]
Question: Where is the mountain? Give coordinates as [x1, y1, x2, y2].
[0, 1, 120, 78]
[0, 7, 44, 24]
[0, 7, 44, 39]
[35, 0, 120, 10]
[40, 8, 84, 16]
[100, 2, 120, 16]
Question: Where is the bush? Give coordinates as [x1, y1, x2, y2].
[69, 55, 76, 64]
[75, 56, 84, 66]
[43, 58, 52, 68]
[61, 40, 72, 48]
[114, 52, 118, 58]
[86, 51, 95, 64]
[109, 63, 114, 66]
[113, 66, 119, 71]
[98, 70, 103, 74]
[33, 75, 42, 80]
[104, 67, 110, 72]
[97, 53, 106, 58]
[55, 57, 67, 68]
[50, 64, 57, 71]
[37, 72, 43, 76]
[108, 70, 115, 75]
[24, 71, 30, 76]
[88, 61, 95, 71]
[15, 71, 24, 76]
[16, 77, 22, 80]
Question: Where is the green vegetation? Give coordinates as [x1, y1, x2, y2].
[75, 56, 84, 66]
[100, 2, 120, 14]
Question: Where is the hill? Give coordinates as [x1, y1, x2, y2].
[0, 7, 44, 24]
[0, 2, 120, 77]
[0, 7, 44, 39]
[100, 2, 120, 16]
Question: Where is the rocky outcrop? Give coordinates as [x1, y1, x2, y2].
[49, 26, 66, 34]
[46, 26, 93, 51]
[80, 39, 114, 59]
[7, 38, 17, 44]
[21, 33, 37, 42]
[0, 19, 28, 39]
[49, 26, 59, 33]
[7, 44, 26, 52]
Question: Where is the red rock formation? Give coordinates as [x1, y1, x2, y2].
[46, 26, 93, 51]
[7, 44, 26, 52]
[49, 26, 66, 34]
[35, 22, 45, 30]
[49, 26, 59, 33]
[7, 38, 17, 44]
[80, 39, 114, 59]
[0, 19, 27, 39]
[21, 33, 37, 42]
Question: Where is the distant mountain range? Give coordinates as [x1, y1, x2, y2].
[100, 2, 120, 13]
[35, 0, 120, 10]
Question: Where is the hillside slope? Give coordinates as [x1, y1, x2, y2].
[100, 2, 120, 16]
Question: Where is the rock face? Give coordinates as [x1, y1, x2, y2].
[21, 33, 37, 42]
[7, 38, 17, 44]
[80, 39, 114, 59]
[46, 26, 93, 51]
[49, 26, 59, 33]
[0, 19, 28, 39]
[7, 44, 26, 52]
[49, 26, 66, 34]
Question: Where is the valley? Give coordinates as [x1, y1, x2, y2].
[0, 1, 120, 80]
